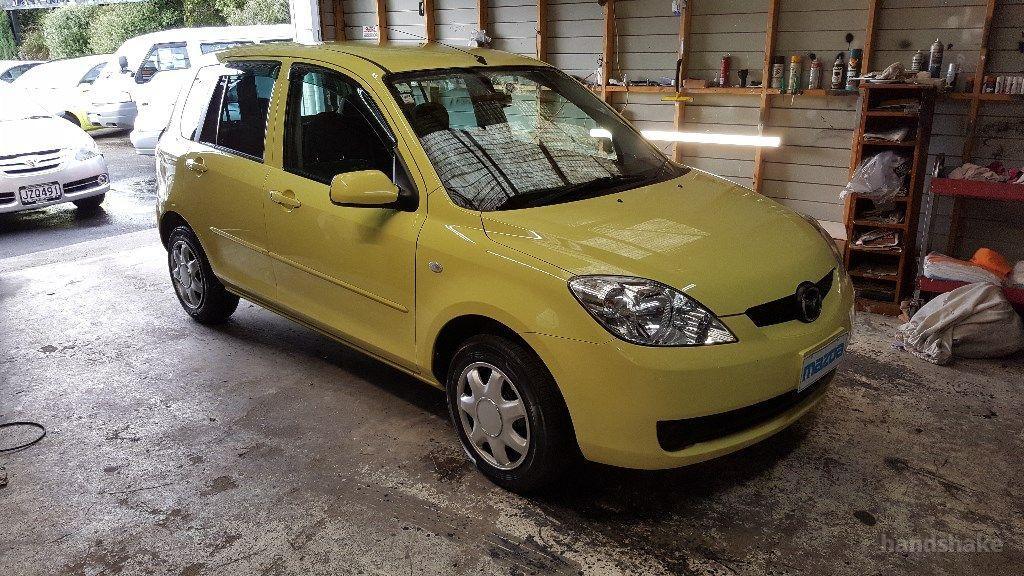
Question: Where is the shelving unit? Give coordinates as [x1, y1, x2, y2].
[843, 84, 936, 315]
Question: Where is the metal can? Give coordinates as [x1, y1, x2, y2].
[845, 48, 862, 91]
[910, 50, 925, 73]
[945, 63, 957, 90]
[787, 55, 802, 94]
[995, 76, 1005, 93]
[928, 38, 943, 78]
[983, 75, 995, 93]
[720, 54, 731, 88]
[771, 56, 785, 89]
[808, 57, 822, 90]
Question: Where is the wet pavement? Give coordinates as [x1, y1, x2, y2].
[0, 230, 1021, 575]
[0, 132, 156, 259]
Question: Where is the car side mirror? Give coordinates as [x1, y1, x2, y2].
[329, 170, 399, 207]
[118, 55, 129, 72]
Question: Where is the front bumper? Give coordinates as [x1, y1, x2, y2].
[87, 101, 138, 130]
[528, 271, 854, 470]
[0, 155, 110, 214]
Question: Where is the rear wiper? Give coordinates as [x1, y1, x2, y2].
[498, 173, 648, 210]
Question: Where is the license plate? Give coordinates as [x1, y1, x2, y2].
[799, 333, 848, 392]
[19, 182, 63, 205]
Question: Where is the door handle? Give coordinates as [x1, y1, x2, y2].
[269, 190, 301, 209]
[185, 157, 207, 174]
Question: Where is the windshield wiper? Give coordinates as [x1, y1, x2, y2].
[497, 173, 649, 211]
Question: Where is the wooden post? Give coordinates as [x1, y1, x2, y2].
[537, 0, 548, 62]
[861, 0, 880, 74]
[333, 0, 346, 41]
[751, 0, 780, 195]
[946, 0, 997, 255]
[423, 0, 436, 42]
[601, 0, 616, 102]
[375, 0, 387, 45]
[672, 0, 692, 162]
[477, 0, 487, 32]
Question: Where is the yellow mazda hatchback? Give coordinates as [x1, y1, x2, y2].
[156, 42, 853, 492]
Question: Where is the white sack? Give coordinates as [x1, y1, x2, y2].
[896, 283, 1024, 365]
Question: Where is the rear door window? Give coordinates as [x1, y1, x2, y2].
[194, 60, 281, 160]
[200, 41, 253, 54]
[78, 62, 106, 86]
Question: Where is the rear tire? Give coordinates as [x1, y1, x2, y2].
[73, 194, 105, 211]
[446, 334, 578, 493]
[167, 225, 238, 324]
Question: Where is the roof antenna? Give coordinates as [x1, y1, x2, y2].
[380, 25, 488, 65]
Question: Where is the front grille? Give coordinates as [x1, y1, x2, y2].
[0, 148, 64, 175]
[0, 191, 15, 205]
[656, 371, 834, 452]
[745, 269, 835, 327]
[64, 175, 105, 194]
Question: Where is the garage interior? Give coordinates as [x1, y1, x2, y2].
[2, 0, 1023, 575]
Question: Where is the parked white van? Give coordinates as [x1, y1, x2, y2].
[87, 24, 292, 130]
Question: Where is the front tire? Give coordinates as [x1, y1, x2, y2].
[446, 334, 578, 493]
[167, 225, 238, 324]
[73, 193, 105, 211]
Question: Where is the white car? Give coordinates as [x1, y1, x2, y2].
[14, 54, 110, 128]
[0, 84, 110, 214]
[0, 60, 42, 83]
[130, 68, 193, 155]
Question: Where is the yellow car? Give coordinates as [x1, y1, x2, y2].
[156, 43, 854, 492]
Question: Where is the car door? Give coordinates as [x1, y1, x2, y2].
[263, 62, 423, 368]
[173, 60, 281, 299]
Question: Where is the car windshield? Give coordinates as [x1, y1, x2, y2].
[388, 66, 685, 211]
[0, 85, 51, 122]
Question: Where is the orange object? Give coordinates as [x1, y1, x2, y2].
[970, 248, 1013, 278]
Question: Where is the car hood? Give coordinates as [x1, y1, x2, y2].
[0, 116, 90, 157]
[480, 170, 838, 316]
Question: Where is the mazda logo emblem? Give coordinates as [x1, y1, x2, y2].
[795, 282, 822, 323]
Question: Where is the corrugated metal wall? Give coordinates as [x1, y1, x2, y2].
[321, 0, 1024, 260]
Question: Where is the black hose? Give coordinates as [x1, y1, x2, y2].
[0, 422, 46, 453]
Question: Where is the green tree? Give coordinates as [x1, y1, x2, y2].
[184, 0, 226, 27]
[88, 0, 185, 54]
[1, 13, 16, 60]
[42, 4, 96, 59]
[218, 0, 289, 26]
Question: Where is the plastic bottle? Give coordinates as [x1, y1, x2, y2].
[830, 52, 845, 90]
[928, 38, 943, 78]
[808, 56, 822, 89]
[845, 48, 862, 91]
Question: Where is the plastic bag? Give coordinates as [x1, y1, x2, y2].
[840, 151, 908, 205]
[895, 283, 1024, 365]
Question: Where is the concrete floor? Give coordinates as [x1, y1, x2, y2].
[1, 230, 1021, 576]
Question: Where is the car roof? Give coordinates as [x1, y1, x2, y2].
[218, 41, 545, 74]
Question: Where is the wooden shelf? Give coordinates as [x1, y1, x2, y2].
[849, 245, 903, 255]
[861, 138, 917, 147]
[930, 178, 1024, 202]
[853, 219, 907, 230]
[945, 92, 1021, 102]
[850, 270, 899, 282]
[865, 110, 919, 118]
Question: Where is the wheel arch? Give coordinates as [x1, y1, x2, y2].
[159, 211, 190, 249]
[430, 314, 533, 385]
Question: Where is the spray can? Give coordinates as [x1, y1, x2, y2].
[787, 55, 802, 94]
[771, 56, 785, 89]
[830, 52, 845, 90]
[945, 63, 958, 90]
[910, 49, 926, 73]
[808, 55, 822, 89]
[720, 54, 731, 87]
[845, 48, 862, 91]
[995, 76, 1005, 93]
[928, 38, 943, 78]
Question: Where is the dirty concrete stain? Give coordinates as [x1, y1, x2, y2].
[200, 475, 238, 496]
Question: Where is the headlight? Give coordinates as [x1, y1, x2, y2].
[802, 214, 844, 269]
[75, 146, 99, 161]
[568, 276, 737, 346]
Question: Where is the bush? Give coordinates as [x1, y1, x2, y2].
[219, 0, 289, 26]
[88, 0, 185, 54]
[0, 14, 16, 60]
[42, 4, 96, 59]
[18, 27, 49, 60]
[184, 0, 227, 27]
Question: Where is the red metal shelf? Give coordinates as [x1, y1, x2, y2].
[918, 278, 1024, 311]
[930, 178, 1024, 202]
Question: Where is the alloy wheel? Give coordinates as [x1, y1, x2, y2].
[170, 239, 204, 309]
[456, 362, 530, 470]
